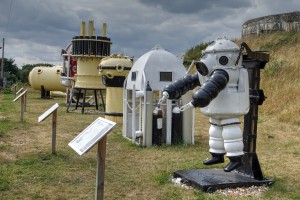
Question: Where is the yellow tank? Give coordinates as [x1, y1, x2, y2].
[74, 57, 104, 88]
[28, 66, 66, 92]
[99, 54, 133, 123]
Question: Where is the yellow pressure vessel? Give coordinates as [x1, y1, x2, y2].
[99, 54, 133, 123]
[74, 57, 104, 88]
[28, 66, 66, 92]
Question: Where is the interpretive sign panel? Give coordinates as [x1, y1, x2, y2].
[13, 89, 27, 102]
[38, 103, 59, 123]
[16, 87, 24, 95]
[68, 117, 116, 156]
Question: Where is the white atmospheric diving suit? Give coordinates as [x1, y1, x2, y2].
[161, 38, 250, 172]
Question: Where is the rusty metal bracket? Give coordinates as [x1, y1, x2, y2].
[241, 42, 270, 62]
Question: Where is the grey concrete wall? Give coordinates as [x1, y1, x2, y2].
[242, 11, 300, 37]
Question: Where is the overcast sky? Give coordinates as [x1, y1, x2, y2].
[0, 0, 299, 68]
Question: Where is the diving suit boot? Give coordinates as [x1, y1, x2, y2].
[203, 153, 225, 165]
[224, 156, 243, 172]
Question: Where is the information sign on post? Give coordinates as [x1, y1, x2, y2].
[69, 117, 116, 200]
[38, 103, 59, 154]
[69, 117, 116, 156]
[13, 89, 28, 122]
[16, 87, 24, 95]
[38, 103, 59, 123]
[13, 89, 27, 102]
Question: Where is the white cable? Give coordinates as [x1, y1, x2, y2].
[125, 99, 141, 111]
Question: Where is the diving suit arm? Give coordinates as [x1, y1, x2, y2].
[180, 69, 229, 111]
[162, 72, 200, 100]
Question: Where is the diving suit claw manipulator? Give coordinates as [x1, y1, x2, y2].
[158, 37, 250, 172]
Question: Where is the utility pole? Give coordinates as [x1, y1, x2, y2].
[1, 38, 4, 87]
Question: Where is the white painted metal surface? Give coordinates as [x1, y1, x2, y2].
[123, 45, 194, 146]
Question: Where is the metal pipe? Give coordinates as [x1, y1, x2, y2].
[80, 21, 86, 36]
[122, 77, 128, 138]
[102, 23, 107, 37]
[1, 38, 4, 83]
[166, 99, 172, 145]
[144, 84, 153, 146]
[141, 72, 153, 146]
[132, 84, 136, 143]
[182, 91, 194, 144]
[88, 20, 94, 36]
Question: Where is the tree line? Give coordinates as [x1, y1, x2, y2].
[0, 58, 53, 84]
[1, 41, 208, 85]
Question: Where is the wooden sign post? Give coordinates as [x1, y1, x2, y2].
[96, 135, 107, 200]
[16, 88, 27, 112]
[15, 87, 27, 111]
[13, 89, 28, 122]
[38, 103, 59, 154]
[24, 91, 27, 112]
[69, 117, 116, 200]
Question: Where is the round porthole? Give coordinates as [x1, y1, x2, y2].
[106, 72, 114, 79]
[219, 56, 229, 65]
[195, 62, 208, 76]
[116, 64, 124, 72]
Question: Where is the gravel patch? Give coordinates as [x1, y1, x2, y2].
[172, 177, 269, 197]
[215, 185, 269, 197]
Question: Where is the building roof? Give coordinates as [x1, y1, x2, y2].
[125, 45, 187, 91]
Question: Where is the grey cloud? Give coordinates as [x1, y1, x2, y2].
[0, 0, 299, 68]
[137, 0, 252, 14]
[4, 0, 79, 44]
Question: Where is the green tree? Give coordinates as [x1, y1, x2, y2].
[0, 58, 21, 83]
[20, 63, 53, 83]
[20, 64, 35, 83]
[183, 42, 209, 67]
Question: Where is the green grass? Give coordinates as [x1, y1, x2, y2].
[0, 86, 298, 199]
[259, 31, 299, 51]
[0, 129, 6, 138]
[153, 170, 171, 185]
[263, 59, 285, 77]
[0, 89, 290, 199]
